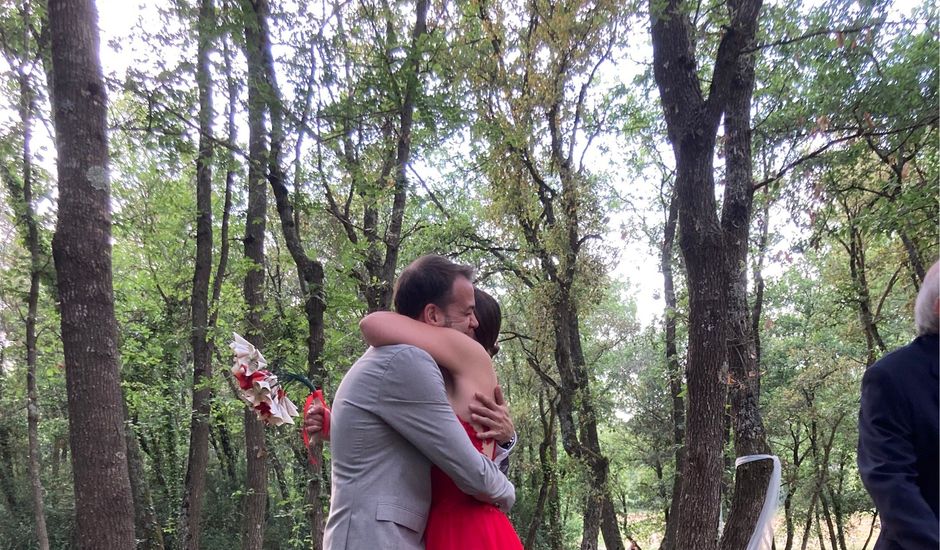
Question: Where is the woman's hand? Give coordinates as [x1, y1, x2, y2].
[469, 385, 515, 445]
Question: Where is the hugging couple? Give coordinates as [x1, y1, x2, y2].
[304, 254, 524, 550]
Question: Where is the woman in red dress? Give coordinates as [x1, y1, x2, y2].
[359, 288, 524, 550]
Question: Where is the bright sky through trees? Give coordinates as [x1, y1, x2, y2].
[87, 0, 932, 326]
[0, 0, 934, 548]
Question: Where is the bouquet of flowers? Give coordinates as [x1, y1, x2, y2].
[230, 333, 328, 466]
[230, 333, 299, 426]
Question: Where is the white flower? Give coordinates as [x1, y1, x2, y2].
[230, 333, 299, 426]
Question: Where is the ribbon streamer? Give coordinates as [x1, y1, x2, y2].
[302, 389, 330, 466]
[735, 454, 782, 550]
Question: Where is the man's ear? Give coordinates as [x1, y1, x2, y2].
[422, 303, 445, 326]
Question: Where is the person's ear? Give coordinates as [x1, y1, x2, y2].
[423, 303, 445, 326]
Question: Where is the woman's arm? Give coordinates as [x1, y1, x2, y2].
[359, 311, 492, 377]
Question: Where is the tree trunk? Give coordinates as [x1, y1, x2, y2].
[4, 42, 51, 550]
[804, 408, 845, 550]
[0, 381, 16, 514]
[139, 427, 172, 518]
[818, 488, 840, 550]
[47, 0, 136, 546]
[860, 511, 877, 550]
[814, 510, 827, 550]
[124, 403, 165, 550]
[526, 393, 559, 550]
[783, 488, 794, 550]
[782, 423, 804, 550]
[814, 418, 845, 550]
[241, 0, 328, 544]
[24, 96, 50, 550]
[751, 193, 770, 372]
[839, 212, 887, 365]
[547, 428, 563, 550]
[320, 0, 427, 313]
[862, 135, 929, 288]
[374, 0, 427, 311]
[673, 142, 730, 550]
[649, 0, 763, 547]
[242, 411, 267, 549]
[899, 229, 925, 286]
[210, 421, 238, 484]
[660, 190, 684, 550]
[203, 14, 240, 491]
[719, 19, 772, 550]
[241, 0, 269, 545]
[799, 493, 817, 550]
[464, 6, 624, 545]
[265, 431, 290, 500]
[545, 85, 625, 550]
[550, 297, 624, 550]
[830, 454, 849, 550]
[179, 0, 216, 547]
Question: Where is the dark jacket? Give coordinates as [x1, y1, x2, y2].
[858, 333, 939, 550]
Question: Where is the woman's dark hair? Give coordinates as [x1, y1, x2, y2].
[393, 254, 475, 319]
[473, 288, 502, 357]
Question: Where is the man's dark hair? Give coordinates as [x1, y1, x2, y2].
[393, 255, 474, 319]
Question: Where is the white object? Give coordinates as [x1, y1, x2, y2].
[735, 454, 782, 550]
[230, 333, 299, 426]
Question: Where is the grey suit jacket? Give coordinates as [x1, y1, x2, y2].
[323, 345, 515, 550]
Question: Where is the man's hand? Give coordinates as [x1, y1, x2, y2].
[470, 385, 514, 445]
[303, 402, 330, 445]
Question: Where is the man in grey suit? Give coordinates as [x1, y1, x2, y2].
[321, 255, 516, 549]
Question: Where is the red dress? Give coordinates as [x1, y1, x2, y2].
[424, 418, 524, 550]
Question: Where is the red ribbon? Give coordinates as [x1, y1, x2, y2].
[302, 389, 330, 466]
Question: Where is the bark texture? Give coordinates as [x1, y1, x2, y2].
[719, 25, 773, 549]
[241, 0, 330, 541]
[179, 0, 216, 546]
[659, 192, 684, 550]
[4, 50, 51, 550]
[47, 0, 136, 546]
[649, 0, 764, 548]
[241, 1, 269, 546]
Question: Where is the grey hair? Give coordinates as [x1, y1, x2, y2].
[914, 260, 940, 336]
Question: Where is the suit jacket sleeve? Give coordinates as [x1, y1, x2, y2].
[857, 363, 940, 550]
[376, 346, 516, 511]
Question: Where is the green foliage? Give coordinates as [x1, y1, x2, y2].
[0, 0, 935, 547]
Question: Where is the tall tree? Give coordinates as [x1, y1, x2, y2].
[240, 0, 329, 541]
[523, 391, 563, 550]
[46, 0, 136, 546]
[718, 21, 773, 548]
[465, 1, 628, 548]
[659, 189, 684, 550]
[204, 13, 239, 489]
[179, 0, 216, 547]
[0, 2, 50, 546]
[240, 1, 269, 547]
[14, 66, 49, 550]
[312, 0, 429, 312]
[649, 0, 765, 547]
[22, 71, 50, 550]
[123, 399, 166, 549]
